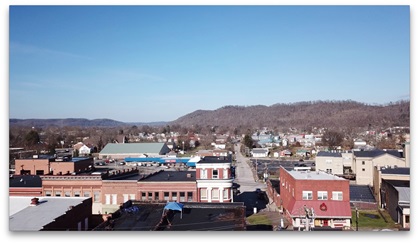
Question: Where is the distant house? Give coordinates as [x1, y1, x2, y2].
[251, 148, 269, 158]
[280, 150, 292, 157]
[99, 142, 171, 160]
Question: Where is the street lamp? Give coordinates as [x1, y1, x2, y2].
[182, 141, 185, 152]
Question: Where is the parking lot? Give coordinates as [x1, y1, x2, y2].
[249, 158, 315, 179]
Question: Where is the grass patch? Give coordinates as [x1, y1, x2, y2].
[351, 209, 396, 229]
[246, 213, 272, 226]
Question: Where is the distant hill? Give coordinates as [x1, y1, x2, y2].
[169, 100, 410, 130]
[9, 100, 410, 130]
[9, 118, 168, 128]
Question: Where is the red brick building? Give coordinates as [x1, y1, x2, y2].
[15, 156, 94, 176]
[278, 166, 352, 230]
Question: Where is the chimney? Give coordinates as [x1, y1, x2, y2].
[30, 197, 39, 206]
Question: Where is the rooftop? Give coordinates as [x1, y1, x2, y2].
[381, 167, 410, 175]
[288, 170, 347, 181]
[140, 170, 196, 182]
[93, 201, 246, 231]
[9, 175, 42, 188]
[9, 196, 89, 231]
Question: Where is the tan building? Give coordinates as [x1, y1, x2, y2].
[354, 150, 406, 186]
[315, 151, 344, 175]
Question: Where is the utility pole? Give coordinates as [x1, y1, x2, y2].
[356, 207, 359, 231]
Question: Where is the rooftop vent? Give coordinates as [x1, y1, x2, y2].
[30, 197, 39, 206]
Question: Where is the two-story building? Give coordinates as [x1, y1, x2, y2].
[196, 155, 234, 203]
[278, 166, 352, 230]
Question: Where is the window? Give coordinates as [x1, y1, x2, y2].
[55, 191, 62, 197]
[201, 169, 207, 179]
[141, 192, 146, 200]
[362, 161, 365, 165]
[200, 188, 207, 200]
[105, 194, 110, 204]
[74, 191, 80, 197]
[172, 192, 177, 201]
[148, 192, 153, 201]
[83, 191, 90, 197]
[45, 190, 51, 196]
[292, 188, 294, 197]
[111, 194, 117, 204]
[326, 169, 332, 174]
[332, 191, 343, 201]
[180, 192, 185, 202]
[326, 160, 332, 164]
[130, 194, 135, 200]
[362, 168, 365, 172]
[123, 194, 129, 202]
[187, 192, 193, 202]
[154, 192, 159, 201]
[317, 191, 328, 200]
[211, 188, 219, 200]
[212, 169, 219, 179]
[164, 192, 169, 201]
[223, 189, 229, 200]
[302, 191, 313, 200]
[94, 191, 100, 202]
[64, 191, 71, 197]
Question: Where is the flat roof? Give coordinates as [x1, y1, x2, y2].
[288, 170, 347, 181]
[94, 201, 246, 231]
[9, 196, 89, 231]
[140, 170, 196, 182]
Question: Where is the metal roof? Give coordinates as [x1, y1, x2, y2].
[9, 196, 89, 231]
[317, 151, 342, 157]
[395, 187, 410, 203]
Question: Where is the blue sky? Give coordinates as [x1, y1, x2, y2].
[8, 5, 411, 122]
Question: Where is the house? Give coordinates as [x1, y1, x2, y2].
[280, 150, 292, 157]
[196, 155, 234, 203]
[251, 148, 269, 158]
[9, 196, 93, 231]
[353, 150, 406, 185]
[277, 166, 352, 230]
[99, 142, 171, 160]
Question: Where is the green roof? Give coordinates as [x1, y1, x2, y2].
[99, 143, 168, 154]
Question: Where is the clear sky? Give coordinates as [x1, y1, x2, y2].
[8, 5, 411, 123]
